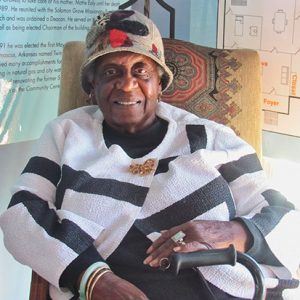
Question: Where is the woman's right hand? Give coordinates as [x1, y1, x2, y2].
[90, 271, 149, 300]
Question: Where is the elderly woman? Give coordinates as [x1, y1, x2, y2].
[0, 10, 299, 300]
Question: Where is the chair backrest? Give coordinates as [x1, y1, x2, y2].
[29, 38, 262, 299]
[29, 271, 49, 300]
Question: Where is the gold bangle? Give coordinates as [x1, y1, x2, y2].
[85, 267, 110, 300]
[87, 269, 112, 300]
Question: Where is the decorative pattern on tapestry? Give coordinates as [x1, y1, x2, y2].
[162, 38, 243, 135]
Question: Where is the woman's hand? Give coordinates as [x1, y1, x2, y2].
[143, 220, 251, 268]
[90, 271, 149, 300]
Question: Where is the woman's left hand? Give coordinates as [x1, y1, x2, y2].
[143, 220, 250, 268]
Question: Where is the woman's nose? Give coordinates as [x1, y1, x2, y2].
[115, 74, 138, 91]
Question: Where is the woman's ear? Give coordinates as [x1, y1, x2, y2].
[86, 70, 96, 104]
[87, 69, 95, 91]
[158, 83, 162, 101]
[86, 88, 96, 105]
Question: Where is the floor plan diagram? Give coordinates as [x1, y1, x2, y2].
[220, 0, 300, 137]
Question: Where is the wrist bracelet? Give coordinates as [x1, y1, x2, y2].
[87, 269, 112, 300]
[85, 267, 110, 300]
[79, 262, 109, 300]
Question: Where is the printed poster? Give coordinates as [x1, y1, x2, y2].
[218, 0, 300, 137]
[0, 0, 124, 144]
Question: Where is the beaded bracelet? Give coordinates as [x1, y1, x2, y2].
[79, 262, 110, 300]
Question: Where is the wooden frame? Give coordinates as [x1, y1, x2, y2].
[29, 271, 49, 300]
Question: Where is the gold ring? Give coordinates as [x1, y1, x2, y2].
[199, 241, 213, 249]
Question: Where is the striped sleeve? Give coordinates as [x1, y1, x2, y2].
[215, 125, 300, 277]
[0, 121, 103, 289]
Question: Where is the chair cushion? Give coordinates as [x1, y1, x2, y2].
[162, 38, 241, 128]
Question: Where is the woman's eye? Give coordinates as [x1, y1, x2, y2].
[134, 68, 150, 77]
[103, 68, 118, 77]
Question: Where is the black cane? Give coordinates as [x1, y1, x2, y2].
[169, 245, 266, 300]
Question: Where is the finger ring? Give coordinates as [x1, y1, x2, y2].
[171, 230, 186, 246]
[159, 257, 170, 270]
[199, 241, 213, 249]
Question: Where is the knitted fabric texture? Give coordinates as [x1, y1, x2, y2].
[80, 10, 173, 94]
[0, 103, 299, 299]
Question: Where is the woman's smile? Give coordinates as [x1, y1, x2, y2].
[114, 100, 142, 106]
[92, 52, 161, 133]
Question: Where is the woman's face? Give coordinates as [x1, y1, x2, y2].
[92, 52, 162, 133]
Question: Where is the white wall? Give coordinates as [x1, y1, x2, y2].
[190, 0, 218, 47]
[133, 0, 191, 39]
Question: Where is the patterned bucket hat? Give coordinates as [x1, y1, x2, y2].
[80, 10, 173, 94]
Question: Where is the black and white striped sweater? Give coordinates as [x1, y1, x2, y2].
[0, 103, 299, 299]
